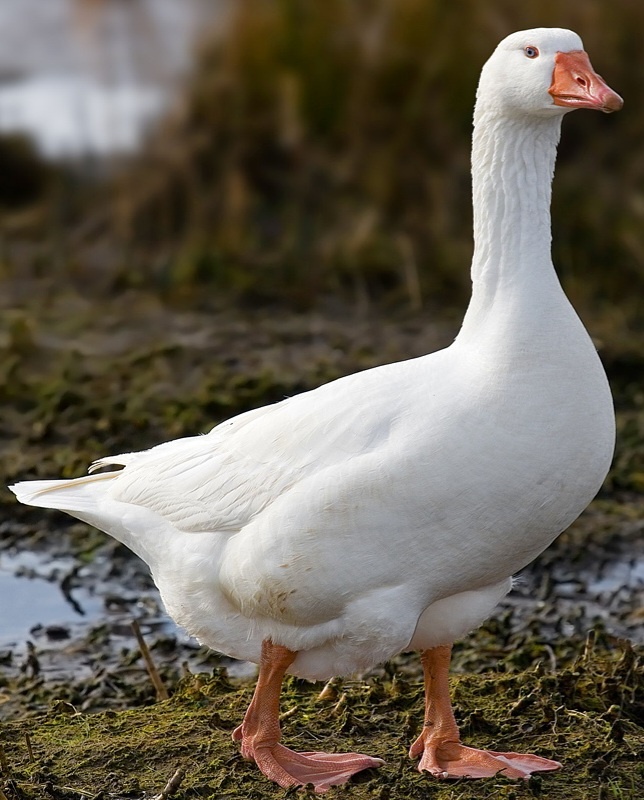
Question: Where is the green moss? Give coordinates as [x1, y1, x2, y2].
[2, 640, 641, 800]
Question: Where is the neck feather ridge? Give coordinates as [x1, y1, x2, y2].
[469, 112, 562, 296]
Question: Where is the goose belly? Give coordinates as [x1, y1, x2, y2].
[399, 359, 616, 586]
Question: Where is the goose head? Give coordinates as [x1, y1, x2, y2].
[477, 28, 623, 119]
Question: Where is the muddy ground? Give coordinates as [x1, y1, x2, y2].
[0, 291, 642, 798]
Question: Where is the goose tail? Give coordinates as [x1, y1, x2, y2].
[9, 471, 118, 513]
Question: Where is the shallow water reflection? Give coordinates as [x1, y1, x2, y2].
[0, 548, 106, 643]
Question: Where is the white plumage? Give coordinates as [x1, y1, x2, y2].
[11, 28, 622, 790]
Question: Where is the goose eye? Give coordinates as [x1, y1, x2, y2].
[524, 45, 539, 59]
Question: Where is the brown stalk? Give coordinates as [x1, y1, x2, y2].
[152, 767, 186, 800]
[131, 619, 169, 701]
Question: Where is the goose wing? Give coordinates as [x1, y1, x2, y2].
[101, 365, 404, 534]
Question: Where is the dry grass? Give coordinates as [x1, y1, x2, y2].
[1, 0, 643, 323]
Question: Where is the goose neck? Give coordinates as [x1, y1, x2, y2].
[469, 112, 563, 295]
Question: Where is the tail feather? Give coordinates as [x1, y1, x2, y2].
[10, 472, 118, 512]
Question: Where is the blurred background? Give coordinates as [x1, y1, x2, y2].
[0, 0, 642, 321]
[0, 0, 643, 713]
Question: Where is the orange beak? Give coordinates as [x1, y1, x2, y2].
[549, 50, 623, 113]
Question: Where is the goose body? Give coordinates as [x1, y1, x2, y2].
[11, 28, 621, 791]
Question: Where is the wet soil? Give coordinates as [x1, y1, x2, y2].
[0, 290, 642, 798]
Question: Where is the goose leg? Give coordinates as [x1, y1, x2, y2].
[232, 639, 384, 793]
[409, 644, 561, 779]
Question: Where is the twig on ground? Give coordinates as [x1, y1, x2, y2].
[317, 677, 340, 701]
[581, 629, 596, 663]
[131, 619, 169, 701]
[23, 733, 34, 763]
[332, 692, 348, 715]
[279, 706, 298, 722]
[544, 643, 557, 672]
[152, 767, 186, 800]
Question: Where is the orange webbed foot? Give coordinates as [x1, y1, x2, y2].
[234, 725, 383, 793]
[232, 641, 384, 793]
[410, 732, 561, 779]
[410, 646, 562, 781]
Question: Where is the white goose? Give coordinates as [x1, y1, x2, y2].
[11, 28, 621, 792]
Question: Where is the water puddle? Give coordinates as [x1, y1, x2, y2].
[0, 549, 103, 643]
[0, 74, 165, 158]
[0, 541, 257, 684]
[0, 0, 229, 158]
[2, 538, 642, 658]
[587, 554, 644, 594]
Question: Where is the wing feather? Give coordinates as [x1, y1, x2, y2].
[104, 366, 404, 534]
